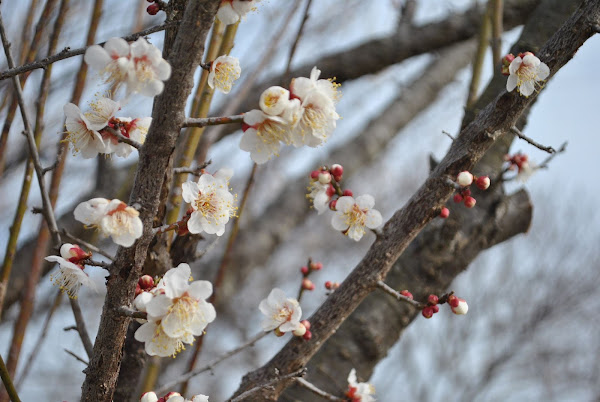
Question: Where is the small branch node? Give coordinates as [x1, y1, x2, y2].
[442, 130, 455, 141]
[510, 126, 555, 154]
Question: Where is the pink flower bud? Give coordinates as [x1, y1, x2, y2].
[448, 295, 459, 308]
[427, 294, 439, 305]
[329, 199, 337, 210]
[439, 207, 450, 219]
[293, 323, 307, 337]
[310, 262, 323, 271]
[303, 330, 312, 340]
[325, 281, 332, 289]
[326, 185, 336, 197]
[431, 305, 440, 314]
[302, 278, 315, 291]
[462, 188, 471, 197]
[147, 3, 159, 15]
[422, 306, 434, 319]
[400, 290, 413, 299]
[138, 275, 154, 290]
[135, 283, 142, 297]
[300, 266, 309, 275]
[342, 189, 353, 197]
[464, 196, 476, 208]
[310, 170, 320, 179]
[318, 171, 332, 184]
[451, 298, 469, 315]
[457, 171, 473, 186]
[301, 319, 311, 330]
[453, 194, 463, 203]
[501, 53, 515, 76]
[330, 164, 344, 178]
[475, 175, 490, 190]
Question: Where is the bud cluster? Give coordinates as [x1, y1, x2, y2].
[440, 170, 491, 218]
[307, 163, 347, 214]
[299, 259, 323, 293]
[140, 391, 208, 402]
[419, 292, 469, 319]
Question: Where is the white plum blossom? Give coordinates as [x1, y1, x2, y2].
[74, 198, 143, 247]
[240, 110, 290, 164]
[44, 243, 95, 298]
[140, 392, 158, 402]
[63, 98, 119, 158]
[134, 264, 216, 357]
[290, 66, 340, 106]
[506, 52, 549, 97]
[84, 37, 171, 97]
[258, 288, 303, 333]
[167, 394, 209, 402]
[217, 0, 258, 25]
[331, 195, 383, 241]
[259, 86, 292, 116]
[207, 55, 241, 94]
[451, 298, 469, 315]
[307, 180, 331, 215]
[347, 368, 376, 402]
[182, 169, 237, 236]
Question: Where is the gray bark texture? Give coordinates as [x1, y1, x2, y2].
[231, 1, 600, 399]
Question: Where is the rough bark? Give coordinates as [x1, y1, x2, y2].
[80, 1, 221, 401]
[232, 1, 600, 399]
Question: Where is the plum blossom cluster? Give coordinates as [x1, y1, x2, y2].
[346, 368, 376, 402]
[400, 290, 468, 319]
[504, 152, 536, 182]
[241, 67, 340, 164]
[85, 37, 171, 97]
[44, 243, 100, 299]
[74, 198, 143, 247]
[181, 168, 237, 236]
[217, 0, 260, 25]
[64, 97, 150, 158]
[442, 171, 491, 217]
[259, 288, 311, 340]
[134, 263, 216, 357]
[307, 164, 382, 241]
[141, 391, 209, 402]
[502, 52, 549, 97]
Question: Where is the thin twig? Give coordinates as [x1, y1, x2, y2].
[83, 259, 110, 268]
[153, 221, 183, 235]
[116, 305, 147, 320]
[444, 177, 463, 191]
[295, 377, 346, 401]
[283, 0, 313, 82]
[376, 280, 425, 308]
[510, 126, 555, 154]
[537, 141, 567, 169]
[42, 160, 58, 175]
[62, 230, 115, 260]
[105, 127, 142, 149]
[64, 349, 89, 366]
[228, 368, 307, 402]
[155, 331, 269, 394]
[69, 298, 94, 359]
[173, 159, 211, 175]
[0, 354, 21, 402]
[442, 130, 455, 141]
[0, 21, 176, 81]
[182, 114, 244, 128]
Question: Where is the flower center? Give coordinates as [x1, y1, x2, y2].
[213, 62, 238, 92]
[344, 204, 367, 233]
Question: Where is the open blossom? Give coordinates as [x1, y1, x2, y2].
[74, 198, 143, 247]
[64, 98, 119, 158]
[259, 288, 302, 333]
[134, 264, 216, 357]
[217, 0, 258, 25]
[208, 55, 241, 94]
[141, 392, 209, 402]
[307, 180, 332, 215]
[331, 195, 383, 241]
[182, 168, 236, 236]
[45, 243, 95, 298]
[240, 109, 293, 164]
[85, 37, 171, 97]
[346, 369, 376, 402]
[103, 116, 151, 157]
[506, 52, 549, 97]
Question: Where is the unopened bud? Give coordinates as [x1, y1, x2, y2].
[330, 164, 344, 178]
[302, 278, 315, 291]
[342, 189, 353, 197]
[310, 170, 320, 180]
[448, 295, 459, 308]
[501, 53, 515, 76]
[431, 305, 440, 314]
[310, 261, 323, 271]
[453, 194, 463, 203]
[451, 298, 469, 315]
[147, 3, 159, 15]
[164, 392, 181, 401]
[400, 290, 413, 299]
[318, 171, 332, 184]
[439, 207, 450, 219]
[427, 294, 439, 305]
[300, 266, 309, 275]
[329, 199, 337, 210]
[138, 275, 154, 290]
[475, 175, 490, 190]
[464, 196, 476, 208]
[422, 306, 434, 319]
[135, 283, 142, 297]
[301, 319, 311, 330]
[140, 391, 158, 402]
[292, 323, 307, 337]
[457, 171, 473, 186]
[326, 184, 336, 197]
[462, 188, 471, 197]
[303, 330, 312, 341]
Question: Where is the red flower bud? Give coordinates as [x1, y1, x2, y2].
[464, 196, 476, 208]
[439, 207, 450, 219]
[422, 306, 434, 319]
[302, 278, 315, 291]
[301, 319, 311, 330]
[453, 194, 463, 203]
[342, 189, 353, 197]
[400, 290, 413, 299]
[326, 185, 336, 197]
[428, 294, 439, 305]
[310, 170, 320, 179]
[138, 275, 155, 290]
[147, 3, 160, 15]
[330, 164, 343, 178]
[431, 305, 440, 313]
[300, 266, 309, 275]
[310, 262, 323, 271]
[328, 199, 337, 210]
[448, 295, 459, 308]
[303, 330, 312, 340]
[475, 175, 490, 190]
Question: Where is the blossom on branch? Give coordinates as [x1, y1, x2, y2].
[217, 0, 259, 25]
[240, 109, 295, 164]
[74, 198, 143, 247]
[44, 243, 96, 298]
[346, 368, 376, 402]
[259, 288, 303, 334]
[140, 392, 209, 402]
[208, 55, 241, 94]
[331, 195, 382, 241]
[506, 52, 549, 97]
[182, 168, 237, 236]
[63, 99, 119, 158]
[85, 37, 171, 97]
[134, 264, 216, 357]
